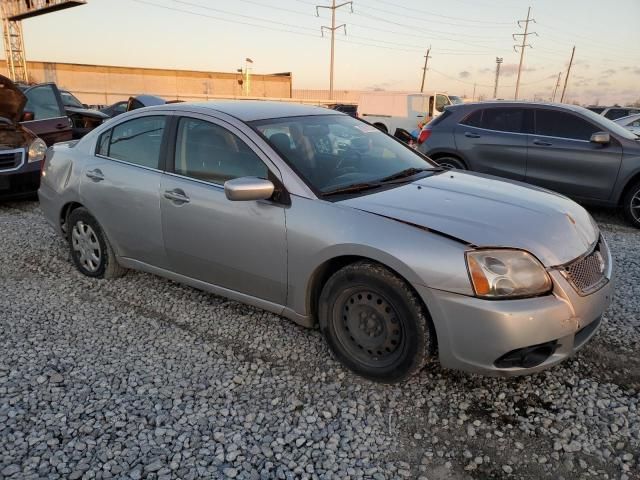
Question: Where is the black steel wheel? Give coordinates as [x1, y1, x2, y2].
[319, 261, 436, 382]
[434, 156, 466, 170]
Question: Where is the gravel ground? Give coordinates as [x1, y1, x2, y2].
[0, 200, 638, 480]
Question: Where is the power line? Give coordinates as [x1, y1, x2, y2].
[365, 0, 515, 25]
[316, 0, 353, 99]
[513, 6, 537, 100]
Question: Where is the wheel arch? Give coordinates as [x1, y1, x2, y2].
[305, 254, 438, 349]
[617, 170, 640, 205]
[60, 201, 85, 235]
[428, 150, 468, 168]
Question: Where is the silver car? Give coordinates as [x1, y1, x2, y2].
[38, 101, 614, 382]
[615, 113, 640, 136]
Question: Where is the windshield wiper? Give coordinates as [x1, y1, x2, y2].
[321, 182, 384, 197]
[377, 166, 443, 183]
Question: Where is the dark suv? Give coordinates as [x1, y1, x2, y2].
[1, 75, 73, 198]
[417, 101, 640, 227]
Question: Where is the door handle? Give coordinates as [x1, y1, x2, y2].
[533, 139, 552, 146]
[55, 123, 67, 130]
[85, 169, 104, 182]
[464, 132, 481, 138]
[164, 189, 190, 204]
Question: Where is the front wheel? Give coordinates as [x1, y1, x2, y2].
[433, 156, 466, 170]
[318, 261, 436, 382]
[622, 181, 640, 228]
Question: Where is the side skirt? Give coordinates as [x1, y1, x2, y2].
[118, 257, 314, 328]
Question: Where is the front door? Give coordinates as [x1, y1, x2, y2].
[160, 115, 287, 305]
[526, 108, 622, 201]
[21, 84, 72, 145]
[79, 114, 168, 268]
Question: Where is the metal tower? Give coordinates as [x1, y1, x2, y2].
[1, 1, 86, 83]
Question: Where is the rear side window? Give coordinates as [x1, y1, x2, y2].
[604, 109, 628, 120]
[460, 109, 482, 127]
[481, 108, 525, 133]
[535, 110, 598, 141]
[106, 116, 166, 168]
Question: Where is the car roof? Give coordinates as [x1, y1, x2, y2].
[152, 100, 342, 122]
[447, 101, 595, 115]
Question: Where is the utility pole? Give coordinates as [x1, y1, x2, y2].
[472, 83, 477, 102]
[551, 71, 562, 102]
[493, 57, 503, 99]
[316, 0, 353, 100]
[420, 46, 431, 93]
[513, 6, 537, 100]
[560, 46, 575, 103]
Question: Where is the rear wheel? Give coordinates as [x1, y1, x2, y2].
[622, 181, 640, 228]
[433, 156, 466, 170]
[318, 261, 435, 382]
[67, 208, 126, 278]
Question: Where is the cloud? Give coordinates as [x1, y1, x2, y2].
[459, 70, 471, 79]
[597, 80, 611, 86]
[603, 68, 616, 76]
[477, 63, 536, 77]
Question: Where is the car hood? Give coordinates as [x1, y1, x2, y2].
[341, 171, 598, 267]
[0, 74, 27, 123]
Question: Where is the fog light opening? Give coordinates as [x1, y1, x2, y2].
[494, 340, 558, 369]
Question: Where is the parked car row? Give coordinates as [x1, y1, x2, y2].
[418, 101, 640, 228]
[37, 100, 613, 382]
[586, 105, 640, 120]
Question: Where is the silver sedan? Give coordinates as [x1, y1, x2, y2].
[38, 101, 613, 382]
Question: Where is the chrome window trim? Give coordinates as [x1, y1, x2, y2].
[0, 148, 26, 172]
[162, 170, 226, 191]
[95, 154, 163, 173]
[457, 124, 594, 143]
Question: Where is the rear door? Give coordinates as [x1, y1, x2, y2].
[80, 113, 168, 268]
[160, 114, 287, 305]
[454, 107, 529, 180]
[20, 84, 72, 145]
[526, 108, 622, 200]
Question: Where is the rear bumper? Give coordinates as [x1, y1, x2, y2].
[417, 268, 614, 376]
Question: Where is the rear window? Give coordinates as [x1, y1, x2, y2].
[426, 110, 452, 128]
[460, 107, 525, 133]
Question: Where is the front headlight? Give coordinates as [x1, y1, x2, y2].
[466, 249, 552, 299]
[28, 138, 47, 163]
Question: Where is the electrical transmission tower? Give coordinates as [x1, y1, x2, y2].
[512, 6, 537, 100]
[316, 0, 353, 100]
[419, 46, 431, 93]
[1, 1, 86, 83]
[493, 57, 503, 99]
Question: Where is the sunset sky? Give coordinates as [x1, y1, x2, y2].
[6, 0, 640, 104]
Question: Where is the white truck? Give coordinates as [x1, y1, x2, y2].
[357, 92, 463, 138]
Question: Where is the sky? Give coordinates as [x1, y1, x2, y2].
[6, 0, 640, 104]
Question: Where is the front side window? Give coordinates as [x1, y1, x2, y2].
[481, 108, 525, 133]
[24, 85, 65, 120]
[174, 117, 268, 184]
[108, 116, 166, 168]
[535, 110, 598, 141]
[252, 115, 436, 195]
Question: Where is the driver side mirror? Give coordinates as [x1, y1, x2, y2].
[21, 111, 34, 122]
[224, 177, 274, 201]
[590, 132, 610, 145]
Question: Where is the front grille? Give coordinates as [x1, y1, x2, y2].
[0, 148, 25, 171]
[562, 238, 609, 295]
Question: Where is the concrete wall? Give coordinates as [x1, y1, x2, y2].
[0, 60, 293, 105]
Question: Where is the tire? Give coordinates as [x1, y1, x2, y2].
[318, 261, 436, 382]
[373, 123, 388, 133]
[67, 207, 126, 279]
[622, 181, 640, 228]
[433, 156, 466, 170]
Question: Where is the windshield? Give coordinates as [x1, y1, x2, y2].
[449, 96, 464, 105]
[579, 107, 639, 140]
[61, 91, 84, 108]
[251, 115, 436, 195]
